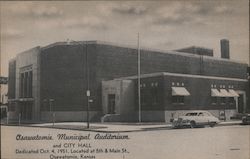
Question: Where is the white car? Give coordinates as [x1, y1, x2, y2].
[171, 111, 220, 128]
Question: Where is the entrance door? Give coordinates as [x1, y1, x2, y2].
[108, 94, 116, 114]
[0, 106, 7, 119]
[20, 102, 32, 120]
[238, 94, 244, 113]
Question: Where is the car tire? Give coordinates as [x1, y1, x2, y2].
[209, 122, 216, 127]
[190, 121, 196, 128]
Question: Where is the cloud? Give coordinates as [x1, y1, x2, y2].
[154, 14, 193, 25]
[31, 6, 63, 18]
[62, 16, 109, 30]
[152, 2, 235, 26]
[1, 1, 248, 66]
[181, 2, 234, 16]
[6, 3, 63, 19]
[157, 41, 175, 48]
[112, 4, 148, 15]
[1, 29, 23, 40]
[214, 6, 234, 15]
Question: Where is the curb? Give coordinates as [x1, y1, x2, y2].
[217, 122, 242, 127]
[1, 121, 243, 133]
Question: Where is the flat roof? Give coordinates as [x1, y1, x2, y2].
[175, 46, 213, 52]
[41, 40, 248, 66]
[115, 72, 248, 82]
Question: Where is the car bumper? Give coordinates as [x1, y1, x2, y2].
[242, 120, 250, 125]
[172, 121, 191, 127]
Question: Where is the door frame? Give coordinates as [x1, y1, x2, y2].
[20, 102, 33, 120]
[236, 90, 246, 113]
[107, 94, 116, 114]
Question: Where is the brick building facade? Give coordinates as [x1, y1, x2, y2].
[8, 40, 249, 122]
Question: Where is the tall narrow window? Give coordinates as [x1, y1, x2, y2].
[172, 96, 184, 104]
[20, 73, 25, 98]
[229, 97, 235, 105]
[29, 71, 33, 97]
[20, 66, 33, 98]
[211, 97, 217, 105]
[151, 87, 159, 105]
[221, 97, 226, 104]
[26, 72, 29, 97]
[24, 72, 28, 97]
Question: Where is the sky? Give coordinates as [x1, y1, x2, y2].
[0, 0, 249, 77]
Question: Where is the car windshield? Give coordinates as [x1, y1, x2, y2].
[204, 112, 212, 116]
[185, 112, 212, 116]
[198, 113, 204, 116]
[185, 113, 198, 116]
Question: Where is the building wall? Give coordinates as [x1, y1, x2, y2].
[0, 85, 8, 104]
[102, 80, 134, 115]
[14, 47, 41, 120]
[96, 43, 247, 79]
[175, 46, 214, 56]
[102, 80, 122, 114]
[40, 111, 100, 122]
[8, 59, 16, 99]
[134, 76, 165, 111]
[163, 75, 246, 111]
[40, 42, 248, 114]
[9, 41, 249, 122]
[94, 44, 247, 121]
[202, 58, 247, 79]
[120, 80, 135, 114]
[247, 67, 250, 113]
[141, 111, 165, 122]
[131, 74, 247, 122]
[40, 44, 99, 112]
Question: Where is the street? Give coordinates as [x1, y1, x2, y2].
[1, 125, 250, 159]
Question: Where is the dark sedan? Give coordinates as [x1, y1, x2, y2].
[242, 114, 250, 125]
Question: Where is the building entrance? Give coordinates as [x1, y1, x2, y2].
[108, 94, 116, 114]
[0, 106, 8, 119]
[20, 102, 33, 120]
[238, 94, 244, 113]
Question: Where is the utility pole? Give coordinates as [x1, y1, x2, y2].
[86, 41, 90, 129]
[49, 99, 55, 126]
[68, 40, 90, 129]
[138, 33, 141, 123]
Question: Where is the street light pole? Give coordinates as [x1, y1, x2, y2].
[49, 99, 55, 126]
[68, 40, 91, 129]
[86, 41, 90, 129]
[138, 33, 141, 123]
[86, 91, 90, 128]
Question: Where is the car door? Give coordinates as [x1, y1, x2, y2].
[204, 112, 212, 124]
[197, 112, 207, 125]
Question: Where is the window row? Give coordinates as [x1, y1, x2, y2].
[172, 96, 236, 105]
[211, 84, 235, 89]
[211, 97, 235, 105]
[20, 71, 33, 98]
[140, 82, 159, 88]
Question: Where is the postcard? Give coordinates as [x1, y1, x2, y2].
[0, 1, 249, 159]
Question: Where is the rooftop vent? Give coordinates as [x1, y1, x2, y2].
[220, 39, 230, 59]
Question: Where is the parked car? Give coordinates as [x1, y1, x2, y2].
[241, 114, 250, 125]
[171, 110, 220, 128]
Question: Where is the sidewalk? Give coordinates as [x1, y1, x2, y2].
[217, 120, 242, 126]
[27, 122, 169, 132]
[1, 119, 243, 132]
[1, 120, 240, 132]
